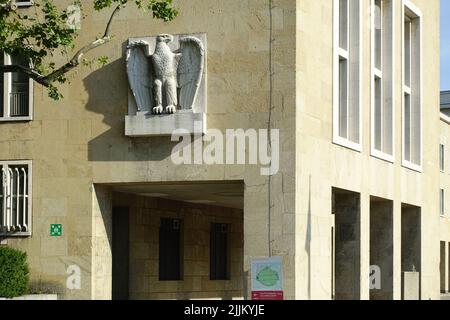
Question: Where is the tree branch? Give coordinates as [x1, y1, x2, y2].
[0, 64, 47, 85]
[103, 3, 123, 38]
[39, 4, 124, 86]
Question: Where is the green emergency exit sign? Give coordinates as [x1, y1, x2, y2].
[50, 224, 62, 237]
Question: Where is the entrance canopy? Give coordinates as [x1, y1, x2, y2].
[108, 180, 244, 209]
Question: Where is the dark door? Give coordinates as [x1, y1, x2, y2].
[112, 206, 130, 300]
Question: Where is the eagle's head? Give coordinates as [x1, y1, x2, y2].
[156, 34, 174, 44]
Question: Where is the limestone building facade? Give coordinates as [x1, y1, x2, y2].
[439, 90, 450, 295]
[0, 0, 444, 300]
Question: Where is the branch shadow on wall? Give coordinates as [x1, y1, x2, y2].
[83, 42, 179, 162]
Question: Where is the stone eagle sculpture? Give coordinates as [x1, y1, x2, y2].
[126, 34, 205, 114]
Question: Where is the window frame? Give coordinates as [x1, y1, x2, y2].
[401, 0, 423, 172]
[370, 0, 395, 163]
[441, 188, 445, 217]
[440, 144, 445, 172]
[333, 0, 363, 152]
[1, 52, 34, 122]
[0, 160, 32, 237]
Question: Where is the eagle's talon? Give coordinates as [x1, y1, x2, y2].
[165, 105, 177, 114]
[153, 106, 163, 114]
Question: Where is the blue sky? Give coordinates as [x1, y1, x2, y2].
[442, 1, 450, 90]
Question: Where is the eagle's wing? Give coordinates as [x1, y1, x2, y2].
[177, 36, 205, 110]
[126, 41, 153, 112]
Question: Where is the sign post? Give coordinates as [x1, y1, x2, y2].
[251, 256, 283, 300]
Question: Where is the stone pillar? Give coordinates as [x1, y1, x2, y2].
[243, 176, 271, 300]
[360, 192, 370, 300]
[91, 185, 113, 300]
[243, 167, 295, 300]
[393, 201, 402, 300]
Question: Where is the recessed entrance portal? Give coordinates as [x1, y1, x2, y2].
[401, 204, 421, 300]
[448, 244, 450, 294]
[370, 197, 393, 300]
[109, 181, 244, 300]
[441, 241, 447, 293]
[332, 188, 361, 300]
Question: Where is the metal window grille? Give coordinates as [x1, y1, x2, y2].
[9, 92, 29, 117]
[0, 164, 30, 235]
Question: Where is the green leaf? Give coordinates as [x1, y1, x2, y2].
[0, 0, 179, 101]
[97, 55, 109, 66]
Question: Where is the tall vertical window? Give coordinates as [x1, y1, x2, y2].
[0, 161, 32, 236]
[440, 144, 445, 172]
[441, 189, 445, 217]
[334, 0, 362, 150]
[402, 1, 422, 170]
[1, 52, 33, 120]
[371, 0, 394, 160]
[159, 218, 183, 281]
[210, 223, 230, 280]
